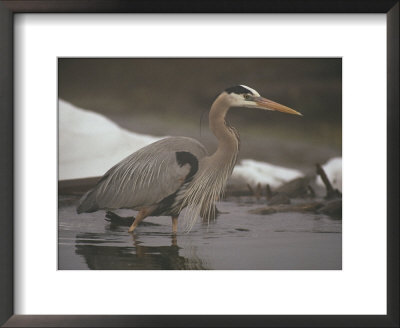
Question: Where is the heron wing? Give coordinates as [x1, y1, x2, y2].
[77, 137, 207, 212]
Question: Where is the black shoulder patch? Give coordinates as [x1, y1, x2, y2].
[176, 151, 199, 182]
[225, 85, 254, 95]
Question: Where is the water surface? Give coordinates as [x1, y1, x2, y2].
[58, 195, 341, 270]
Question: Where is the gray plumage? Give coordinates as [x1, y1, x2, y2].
[77, 137, 207, 215]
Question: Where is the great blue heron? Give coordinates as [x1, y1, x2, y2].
[77, 85, 302, 233]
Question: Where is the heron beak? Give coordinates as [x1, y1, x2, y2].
[254, 96, 302, 116]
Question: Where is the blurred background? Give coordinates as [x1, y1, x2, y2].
[58, 58, 341, 173]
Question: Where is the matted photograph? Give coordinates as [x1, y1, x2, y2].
[58, 58, 342, 270]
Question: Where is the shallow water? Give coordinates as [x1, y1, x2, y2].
[58, 196, 341, 270]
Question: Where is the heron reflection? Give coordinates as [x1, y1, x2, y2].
[74, 229, 207, 270]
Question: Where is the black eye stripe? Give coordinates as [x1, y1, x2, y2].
[225, 86, 254, 95]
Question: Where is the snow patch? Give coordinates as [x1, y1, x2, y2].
[316, 157, 342, 191]
[59, 100, 161, 180]
[232, 159, 303, 188]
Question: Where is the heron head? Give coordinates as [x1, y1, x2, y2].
[224, 85, 302, 116]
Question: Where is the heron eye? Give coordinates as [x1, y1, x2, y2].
[244, 94, 251, 100]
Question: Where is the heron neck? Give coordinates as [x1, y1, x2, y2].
[208, 94, 239, 161]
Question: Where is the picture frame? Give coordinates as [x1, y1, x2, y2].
[0, 0, 398, 327]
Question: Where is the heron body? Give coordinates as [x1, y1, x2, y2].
[78, 137, 207, 216]
[77, 85, 301, 233]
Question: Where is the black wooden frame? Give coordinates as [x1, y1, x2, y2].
[0, 1, 398, 327]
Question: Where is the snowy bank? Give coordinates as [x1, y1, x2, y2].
[232, 160, 302, 188]
[59, 100, 161, 180]
[316, 157, 342, 191]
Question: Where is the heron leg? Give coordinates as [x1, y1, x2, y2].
[171, 216, 178, 234]
[128, 208, 151, 233]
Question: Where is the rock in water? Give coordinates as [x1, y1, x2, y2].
[267, 193, 291, 205]
[317, 199, 342, 219]
[275, 177, 313, 198]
